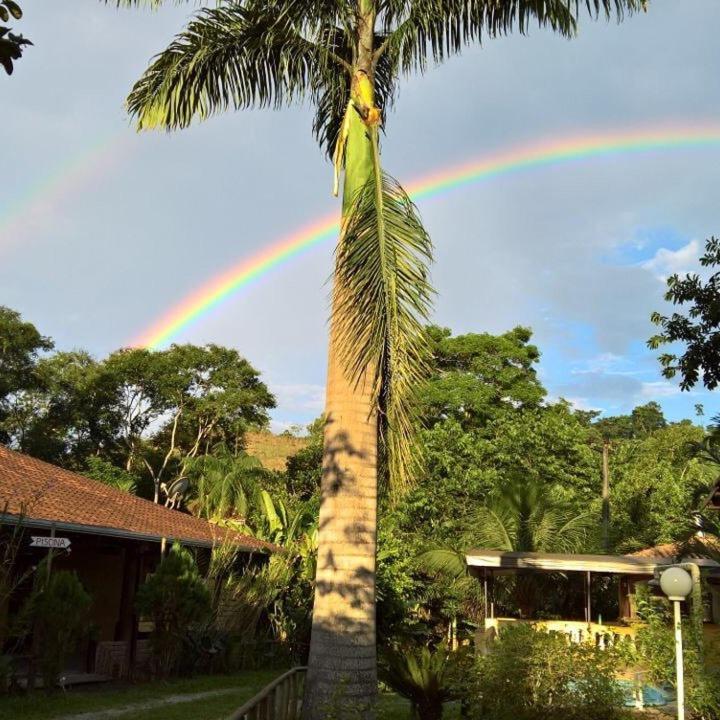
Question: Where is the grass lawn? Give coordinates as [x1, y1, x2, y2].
[0, 672, 462, 720]
[0, 670, 277, 720]
[378, 693, 461, 719]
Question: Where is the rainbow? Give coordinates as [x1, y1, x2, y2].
[0, 133, 132, 253]
[133, 123, 720, 349]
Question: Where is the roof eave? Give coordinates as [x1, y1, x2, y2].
[0, 513, 264, 552]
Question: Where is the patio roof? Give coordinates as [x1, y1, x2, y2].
[465, 548, 693, 575]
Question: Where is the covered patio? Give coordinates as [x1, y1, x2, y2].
[465, 547, 720, 649]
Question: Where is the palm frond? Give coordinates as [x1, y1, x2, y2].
[471, 505, 517, 551]
[417, 547, 467, 579]
[534, 507, 594, 554]
[127, 4, 345, 130]
[470, 477, 593, 553]
[333, 132, 434, 493]
[378, 0, 646, 75]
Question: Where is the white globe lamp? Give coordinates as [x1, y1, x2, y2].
[660, 566, 694, 720]
[660, 566, 693, 602]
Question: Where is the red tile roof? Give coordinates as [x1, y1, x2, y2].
[0, 445, 273, 552]
[629, 536, 720, 562]
[629, 542, 681, 559]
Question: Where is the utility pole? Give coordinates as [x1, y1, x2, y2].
[602, 441, 611, 552]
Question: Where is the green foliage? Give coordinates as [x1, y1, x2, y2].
[0, 1, 31, 75]
[284, 418, 324, 501]
[470, 477, 595, 554]
[120, 0, 647, 141]
[473, 624, 628, 720]
[1, 327, 275, 502]
[185, 446, 264, 522]
[422, 325, 544, 429]
[649, 235, 720, 390]
[83, 456, 138, 493]
[0, 306, 52, 444]
[404, 401, 598, 546]
[594, 401, 667, 441]
[136, 544, 211, 677]
[25, 567, 91, 691]
[608, 423, 715, 551]
[379, 642, 466, 720]
[634, 588, 720, 719]
[126, 2, 349, 131]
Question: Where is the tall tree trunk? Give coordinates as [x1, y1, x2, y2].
[303, 27, 380, 716]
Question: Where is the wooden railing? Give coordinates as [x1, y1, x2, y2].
[229, 666, 308, 720]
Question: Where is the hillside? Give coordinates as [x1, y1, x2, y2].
[245, 431, 310, 471]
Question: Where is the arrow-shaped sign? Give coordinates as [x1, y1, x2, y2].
[30, 536, 71, 550]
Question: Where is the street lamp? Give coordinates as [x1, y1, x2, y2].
[660, 567, 694, 720]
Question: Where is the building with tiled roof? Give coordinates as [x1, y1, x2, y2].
[0, 446, 272, 682]
[0, 444, 271, 551]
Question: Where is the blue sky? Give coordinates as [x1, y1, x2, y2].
[3, 1, 720, 430]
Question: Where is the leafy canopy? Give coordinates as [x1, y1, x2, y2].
[649, 235, 720, 391]
[421, 325, 544, 429]
[0, 0, 32, 75]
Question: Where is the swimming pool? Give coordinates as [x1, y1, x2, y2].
[618, 679, 674, 707]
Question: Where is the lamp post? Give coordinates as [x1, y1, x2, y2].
[660, 567, 694, 720]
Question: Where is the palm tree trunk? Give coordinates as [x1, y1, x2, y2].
[303, 73, 380, 719]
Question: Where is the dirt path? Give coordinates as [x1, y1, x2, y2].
[55, 687, 244, 720]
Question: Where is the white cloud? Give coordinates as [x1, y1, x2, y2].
[270, 383, 326, 414]
[570, 353, 641, 376]
[640, 381, 684, 398]
[641, 239, 701, 282]
[562, 397, 603, 413]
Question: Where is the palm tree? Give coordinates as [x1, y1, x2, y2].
[185, 445, 264, 522]
[471, 477, 595, 555]
[112, 1, 647, 715]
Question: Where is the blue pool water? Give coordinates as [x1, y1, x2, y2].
[617, 680, 674, 707]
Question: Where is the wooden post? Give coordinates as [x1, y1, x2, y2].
[289, 671, 298, 720]
[586, 571, 592, 626]
[118, 544, 141, 679]
[483, 571, 488, 620]
[602, 441, 611, 552]
[46, 524, 56, 581]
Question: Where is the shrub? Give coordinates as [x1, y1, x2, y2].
[26, 568, 91, 691]
[634, 590, 720, 719]
[379, 642, 467, 720]
[136, 543, 211, 677]
[473, 624, 628, 720]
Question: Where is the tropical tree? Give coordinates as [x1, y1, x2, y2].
[470, 477, 594, 555]
[112, 1, 648, 715]
[185, 445, 265, 521]
[649, 235, 720, 390]
[0, 306, 52, 446]
[0, 0, 31, 75]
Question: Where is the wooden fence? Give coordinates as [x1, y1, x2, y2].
[228, 666, 308, 720]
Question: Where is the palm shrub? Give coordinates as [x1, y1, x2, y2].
[473, 624, 628, 720]
[25, 568, 91, 691]
[136, 543, 211, 677]
[379, 642, 466, 720]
